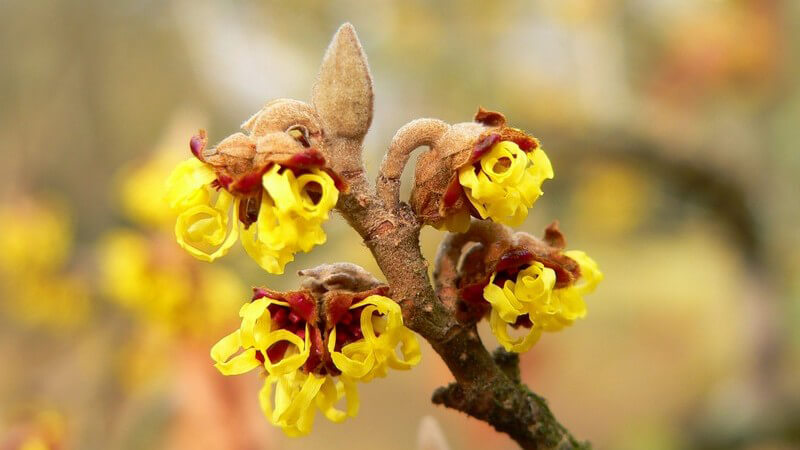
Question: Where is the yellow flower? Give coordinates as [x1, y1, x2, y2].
[165, 159, 339, 274]
[327, 295, 421, 382]
[0, 202, 71, 275]
[99, 229, 242, 336]
[0, 200, 91, 329]
[458, 141, 553, 226]
[485, 251, 602, 353]
[117, 150, 183, 228]
[210, 292, 420, 436]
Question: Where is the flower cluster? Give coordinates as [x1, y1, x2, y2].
[458, 138, 553, 226]
[164, 100, 345, 274]
[484, 250, 602, 352]
[410, 108, 553, 231]
[210, 275, 420, 436]
[99, 229, 242, 337]
[455, 222, 602, 353]
[101, 137, 244, 338]
[0, 200, 90, 329]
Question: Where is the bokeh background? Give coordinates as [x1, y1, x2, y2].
[1, 0, 799, 449]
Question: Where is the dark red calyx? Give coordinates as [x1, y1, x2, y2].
[470, 133, 501, 161]
[286, 148, 326, 169]
[302, 327, 325, 374]
[459, 282, 488, 305]
[325, 294, 355, 327]
[271, 306, 288, 327]
[442, 177, 465, 208]
[513, 136, 538, 151]
[231, 168, 267, 194]
[215, 175, 233, 190]
[495, 248, 534, 275]
[286, 292, 315, 323]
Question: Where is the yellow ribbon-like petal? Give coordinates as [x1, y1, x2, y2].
[164, 158, 216, 211]
[237, 165, 339, 274]
[328, 328, 377, 379]
[210, 329, 261, 375]
[490, 309, 542, 353]
[315, 376, 359, 423]
[483, 276, 526, 323]
[458, 140, 553, 226]
[483, 250, 601, 352]
[330, 295, 421, 380]
[564, 250, 603, 295]
[175, 190, 238, 262]
[259, 328, 311, 376]
[260, 372, 326, 437]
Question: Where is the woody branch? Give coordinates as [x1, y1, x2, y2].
[315, 23, 587, 450]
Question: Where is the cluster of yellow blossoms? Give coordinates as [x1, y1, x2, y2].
[483, 251, 602, 353]
[210, 290, 420, 436]
[100, 230, 242, 337]
[458, 140, 553, 227]
[165, 158, 338, 274]
[100, 142, 244, 338]
[0, 201, 90, 329]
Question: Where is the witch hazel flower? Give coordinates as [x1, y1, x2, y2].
[410, 108, 553, 232]
[455, 222, 602, 353]
[164, 100, 346, 274]
[209, 263, 421, 436]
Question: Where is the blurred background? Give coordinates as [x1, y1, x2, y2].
[1, 0, 798, 449]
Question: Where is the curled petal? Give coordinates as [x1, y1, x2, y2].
[514, 263, 557, 314]
[240, 165, 338, 274]
[294, 170, 339, 220]
[276, 372, 326, 436]
[330, 295, 421, 378]
[385, 327, 422, 370]
[238, 298, 272, 349]
[175, 191, 238, 262]
[315, 376, 359, 423]
[260, 327, 311, 376]
[210, 329, 261, 375]
[458, 140, 553, 226]
[240, 218, 294, 274]
[164, 158, 217, 211]
[489, 310, 542, 353]
[483, 276, 525, 322]
[328, 328, 376, 379]
[564, 250, 603, 295]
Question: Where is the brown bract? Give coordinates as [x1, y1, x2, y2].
[409, 107, 541, 228]
[189, 98, 346, 199]
[252, 263, 389, 376]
